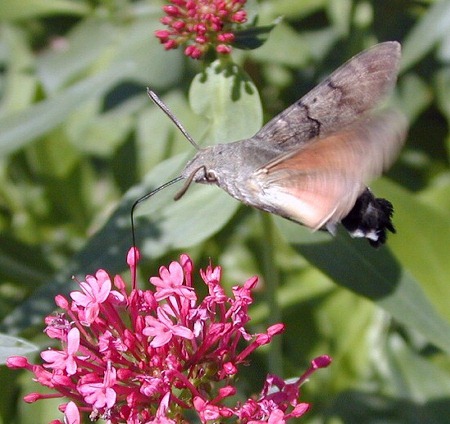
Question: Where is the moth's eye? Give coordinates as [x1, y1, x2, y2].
[205, 170, 217, 182]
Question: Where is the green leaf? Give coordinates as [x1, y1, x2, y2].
[36, 16, 184, 93]
[0, 0, 88, 20]
[275, 213, 450, 355]
[418, 172, 450, 215]
[0, 236, 52, 286]
[189, 59, 263, 143]
[331, 389, 450, 423]
[372, 179, 450, 324]
[0, 64, 132, 157]
[328, 335, 450, 422]
[401, 0, 450, 71]
[0, 25, 37, 114]
[66, 96, 142, 157]
[249, 22, 312, 67]
[260, 0, 327, 20]
[0, 334, 38, 363]
[396, 73, 433, 122]
[159, 185, 239, 249]
[36, 18, 119, 93]
[435, 68, 450, 123]
[327, 0, 352, 37]
[386, 335, 450, 399]
[27, 129, 80, 178]
[233, 18, 281, 50]
[109, 17, 184, 87]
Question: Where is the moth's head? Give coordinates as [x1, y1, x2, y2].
[174, 146, 223, 200]
[182, 143, 232, 182]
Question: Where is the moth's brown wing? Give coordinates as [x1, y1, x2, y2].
[254, 42, 401, 150]
[251, 110, 407, 231]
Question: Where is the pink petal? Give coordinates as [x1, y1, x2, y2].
[67, 328, 80, 355]
[172, 325, 194, 340]
[150, 331, 172, 348]
[64, 401, 80, 424]
[93, 270, 111, 302]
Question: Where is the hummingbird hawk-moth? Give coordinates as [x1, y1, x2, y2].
[138, 41, 407, 247]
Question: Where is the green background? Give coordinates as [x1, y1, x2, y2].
[1, 0, 450, 422]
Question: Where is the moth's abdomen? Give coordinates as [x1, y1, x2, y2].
[341, 188, 396, 247]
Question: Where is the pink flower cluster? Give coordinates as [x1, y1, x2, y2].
[155, 0, 248, 59]
[7, 249, 331, 423]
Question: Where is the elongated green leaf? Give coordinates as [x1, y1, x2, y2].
[275, 212, 450, 354]
[331, 389, 450, 423]
[329, 336, 450, 423]
[249, 22, 312, 67]
[0, 26, 36, 114]
[0, 334, 38, 363]
[0, 0, 88, 20]
[371, 179, 450, 323]
[0, 65, 132, 157]
[396, 73, 432, 122]
[112, 18, 184, 87]
[0, 236, 53, 286]
[401, 0, 450, 71]
[386, 335, 450, 398]
[36, 18, 118, 93]
[260, 0, 327, 20]
[435, 68, 450, 125]
[36, 16, 183, 93]
[327, 0, 352, 37]
[418, 172, 450, 215]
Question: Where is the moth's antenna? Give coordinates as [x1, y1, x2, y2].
[130, 175, 184, 283]
[147, 88, 200, 151]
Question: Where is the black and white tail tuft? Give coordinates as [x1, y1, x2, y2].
[342, 188, 396, 247]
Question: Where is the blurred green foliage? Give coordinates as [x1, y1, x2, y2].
[1, 0, 450, 423]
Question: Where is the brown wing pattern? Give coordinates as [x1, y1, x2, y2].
[254, 42, 402, 150]
[253, 110, 407, 230]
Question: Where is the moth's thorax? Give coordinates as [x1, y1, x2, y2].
[180, 140, 282, 203]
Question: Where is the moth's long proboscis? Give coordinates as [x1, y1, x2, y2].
[130, 175, 184, 253]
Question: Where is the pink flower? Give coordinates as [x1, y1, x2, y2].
[41, 328, 81, 376]
[78, 361, 117, 410]
[150, 260, 196, 302]
[44, 313, 71, 340]
[143, 306, 194, 347]
[6, 356, 32, 369]
[7, 248, 331, 423]
[70, 270, 112, 325]
[193, 396, 233, 421]
[155, 0, 248, 59]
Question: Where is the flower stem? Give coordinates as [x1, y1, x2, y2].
[259, 212, 283, 376]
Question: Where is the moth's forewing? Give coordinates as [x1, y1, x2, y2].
[254, 41, 401, 150]
[252, 110, 407, 230]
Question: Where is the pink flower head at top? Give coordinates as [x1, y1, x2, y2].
[155, 0, 248, 59]
[7, 248, 331, 423]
